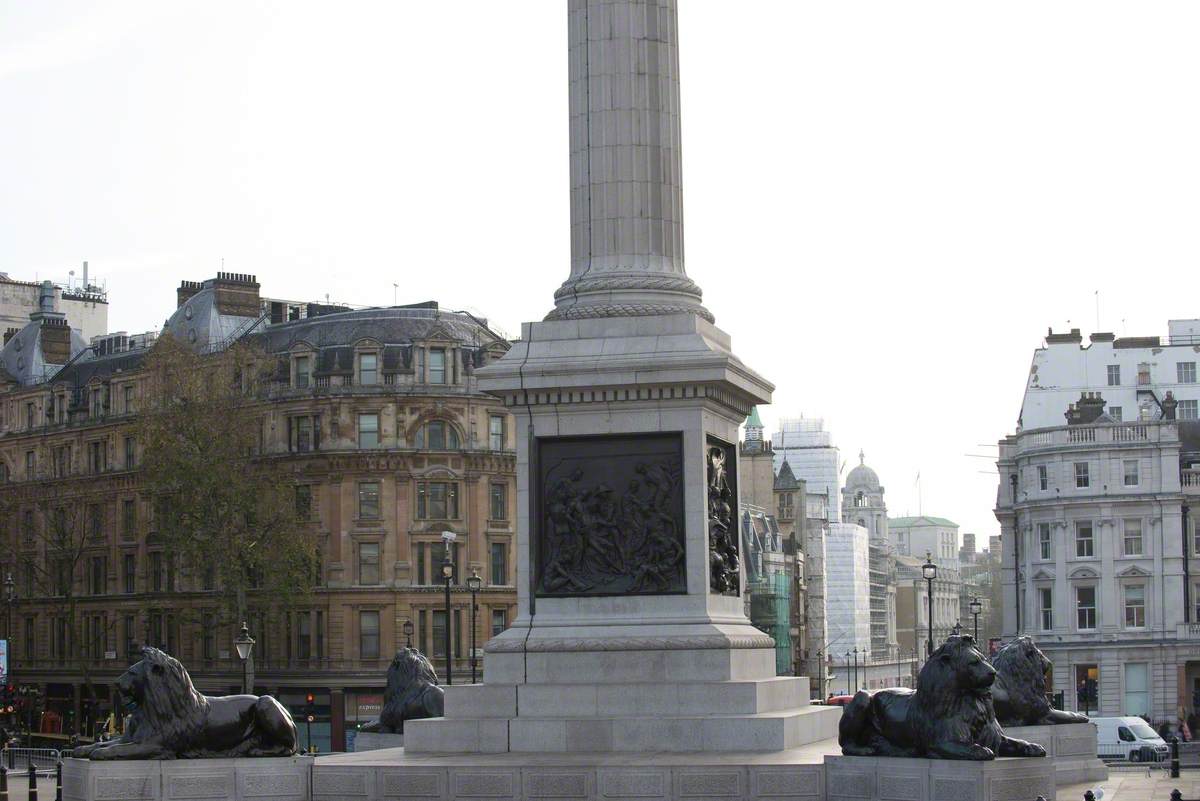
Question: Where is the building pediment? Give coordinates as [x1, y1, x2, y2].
[1032, 568, 1055, 581]
[1069, 566, 1099, 580]
[1117, 564, 1152, 578]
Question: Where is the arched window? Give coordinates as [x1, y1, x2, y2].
[415, 420, 460, 450]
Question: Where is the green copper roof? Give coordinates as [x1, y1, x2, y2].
[888, 515, 959, 528]
[745, 406, 764, 428]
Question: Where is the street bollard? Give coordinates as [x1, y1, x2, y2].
[1, 764, 8, 801]
[1172, 735, 1181, 779]
[1084, 791, 1095, 801]
[55, 760, 62, 801]
[27, 763, 37, 801]
[1170, 788, 1182, 801]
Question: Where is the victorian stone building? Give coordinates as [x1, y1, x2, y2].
[0, 273, 516, 751]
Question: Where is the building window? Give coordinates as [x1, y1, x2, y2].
[90, 556, 106, 595]
[295, 355, 311, 388]
[416, 481, 459, 520]
[489, 415, 505, 450]
[1039, 587, 1053, 631]
[416, 347, 425, 382]
[1121, 460, 1139, 487]
[1107, 365, 1121, 386]
[490, 483, 507, 521]
[491, 608, 508, 637]
[1138, 362, 1151, 385]
[1180, 400, 1199, 421]
[1179, 362, 1197, 384]
[1075, 522, 1094, 558]
[359, 353, 378, 386]
[297, 611, 311, 659]
[123, 499, 137, 534]
[1124, 663, 1150, 716]
[1076, 585, 1097, 630]
[25, 402, 34, 429]
[25, 450, 34, 477]
[429, 348, 446, 384]
[1074, 462, 1089, 489]
[360, 610, 380, 659]
[1038, 465, 1048, 491]
[358, 413, 379, 448]
[202, 612, 216, 660]
[1123, 584, 1146, 628]
[414, 542, 427, 585]
[358, 481, 380, 519]
[416, 420, 460, 450]
[1037, 523, 1051, 560]
[490, 541, 507, 586]
[124, 385, 134, 414]
[359, 542, 381, 585]
[295, 485, 313, 519]
[150, 552, 163, 592]
[124, 437, 136, 468]
[1122, 519, 1143, 556]
[123, 553, 136, 594]
[432, 609, 448, 658]
[291, 416, 315, 452]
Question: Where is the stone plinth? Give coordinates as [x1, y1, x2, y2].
[1005, 722, 1106, 786]
[312, 743, 836, 801]
[62, 755, 313, 801]
[353, 732, 405, 752]
[823, 755, 1055, 801]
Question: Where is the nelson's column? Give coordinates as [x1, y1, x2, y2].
[396, 0, 839, 759]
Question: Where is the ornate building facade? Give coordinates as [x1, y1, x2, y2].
[0, 273, 517, 751]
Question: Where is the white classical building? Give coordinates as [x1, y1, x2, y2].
[773, 417, 841, 522]
[825, 522, 871, 663]
[842, 453, 899, 662]
[996, 320, 1200, 724]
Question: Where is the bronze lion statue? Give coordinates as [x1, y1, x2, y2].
[70, 647, 297, 759]
[991, 635, 1089, 727]
[839, 635, 1045, 760]
[360, 647, 444, 734]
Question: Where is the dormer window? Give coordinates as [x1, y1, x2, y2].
[294, 355, 311, 389]
[359, 353, 378, 386]
[429, 348, 447, 384]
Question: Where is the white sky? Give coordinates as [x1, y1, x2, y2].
[3, 1, 1199, 546]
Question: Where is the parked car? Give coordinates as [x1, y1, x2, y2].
[1093, 716, 1169, 762]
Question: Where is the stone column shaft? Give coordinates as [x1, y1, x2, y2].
[550, 0, 710, 322]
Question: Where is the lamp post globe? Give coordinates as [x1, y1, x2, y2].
[921, 552, 937, 657]
[403, 620, 414, 648]
[234, 622, 255, 694]
[441, 559, 454, 685]
[969, 597, 983, 642]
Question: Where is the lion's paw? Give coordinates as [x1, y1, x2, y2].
[1023, 742, 1047, 758]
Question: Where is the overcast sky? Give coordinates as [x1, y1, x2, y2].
[3, 1, 1199, 546]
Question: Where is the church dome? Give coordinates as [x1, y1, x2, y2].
[845, 450, 881, 490]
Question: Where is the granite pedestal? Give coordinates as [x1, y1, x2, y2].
[61, 755, 313, 801]
[823, 755, 1056, 801]
[353, 732, 406, 753]
[1004, 723, 1106, 786]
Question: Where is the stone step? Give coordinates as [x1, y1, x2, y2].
[405, 705, 840, 754]
[443, 677, 811, 720]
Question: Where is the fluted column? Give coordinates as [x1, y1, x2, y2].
[548, 0, 712, 323]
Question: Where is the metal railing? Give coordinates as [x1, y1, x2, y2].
[1, 747, 61, 772]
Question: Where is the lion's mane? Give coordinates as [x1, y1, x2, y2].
[992, 635, 1087, 727]
[136, 647, 211, 750]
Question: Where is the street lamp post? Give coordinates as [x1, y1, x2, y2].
[234, 622, 255, 695]
[403, 620, 414, 649]
[3, 571, 16, 644]
[441, 532, 456, 686]
[922, 552, 937, 657]
[466, 570, 482, 684]
[844, 651, 850, 695]
[969, 597, 983, 643]
[853, 648, 860, 692]
[816, 650, 823, 700]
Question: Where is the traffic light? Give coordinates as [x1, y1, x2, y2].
[305, 693, 315, 706]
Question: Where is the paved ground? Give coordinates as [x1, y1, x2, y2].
[1, 774, 57, 800]
[1065, 769, 1197, 800]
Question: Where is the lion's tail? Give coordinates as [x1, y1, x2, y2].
[838, 691, 874, 753]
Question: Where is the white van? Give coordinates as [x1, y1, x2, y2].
[1092, 716, 1169, 762]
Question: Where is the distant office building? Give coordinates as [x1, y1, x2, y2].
[841, 452, 898, 661]
[773, 417, 841, 522]
[0, 266, 108, 345]
[825, 522, 871, 663]
[961, 531, 977, 564]
[889, 515, 961, 573]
